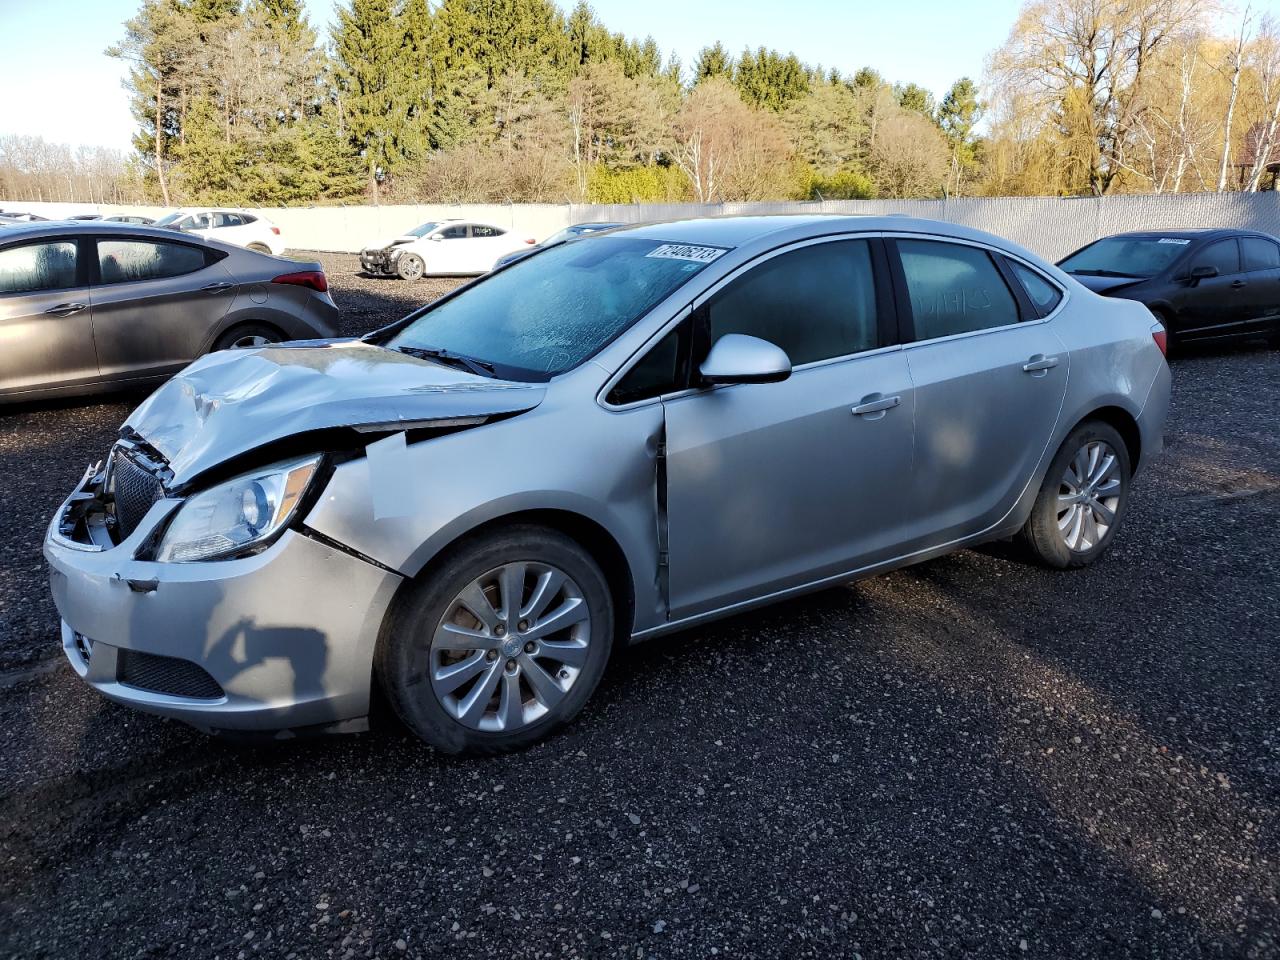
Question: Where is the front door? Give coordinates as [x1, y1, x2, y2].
[1173, 238, 1247, 341]
[662, 237, 915, 618]
[889, 237, 1070, 549]
[0, 237, 98, 396]
[89, 236, 232, 380]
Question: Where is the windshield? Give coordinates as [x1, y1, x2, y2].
[1059, 236, 1191, 278]
[153, 212, 183, 226]
[385, 236, 725, 380]
[405, 221, 441, 238]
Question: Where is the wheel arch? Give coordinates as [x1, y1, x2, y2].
[388, 507, 638, 648]
[1073, 404, 1143, 473]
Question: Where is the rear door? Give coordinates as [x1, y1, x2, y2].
[888, 236, 1070, 549]
[88, 235, 234, 380]
[1239, 236, 1280, 334]
[1172, 238, 1245, 340]
[0, 237, 98, 395]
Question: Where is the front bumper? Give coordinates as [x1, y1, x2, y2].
[45, 470, 403, 734]
[360, 249, 398, 275]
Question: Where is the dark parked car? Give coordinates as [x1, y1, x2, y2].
[493, 221, 624, 269]
[0, 220, 338, 403]
[1058, 229, 1280, 348]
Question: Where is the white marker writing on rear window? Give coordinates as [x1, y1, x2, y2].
[1157, 238, 1191, 245]
[645, 244, 727, 263]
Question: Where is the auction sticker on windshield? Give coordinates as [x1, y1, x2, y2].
[1157, 238, 1191, 244]
[645, 244, 728, 263]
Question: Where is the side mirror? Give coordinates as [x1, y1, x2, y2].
[699, 334, 792, 386]
[429, 234, 444, 242]
[1188, 264, 1218, 283]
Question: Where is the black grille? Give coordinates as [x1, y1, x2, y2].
[110, 449, 165, 538]
[116, 649, 224, 700]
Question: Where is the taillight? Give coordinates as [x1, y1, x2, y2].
[270, 226, 281, 235]
[272, 270, 327, 292]
[1150, 322, 1167, 357]
[525, 238, 536, 244]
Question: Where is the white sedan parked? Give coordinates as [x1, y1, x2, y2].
[361, 220, 534, 279]
[154, 208, 286, 256]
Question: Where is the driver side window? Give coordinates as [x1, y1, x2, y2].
[1191, 239, 1240, 276]
[439, 225, 469, 240]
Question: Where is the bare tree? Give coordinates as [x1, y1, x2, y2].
[1215, 4, 1256, 191]
[1244, 15, 1280, 191]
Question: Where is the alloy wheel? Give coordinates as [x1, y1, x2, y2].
[429, 562, 592, 732]
[230, 333, 273, 348]
[1057, 440, 1122, 552]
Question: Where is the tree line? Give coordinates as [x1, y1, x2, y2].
[1, 0, 1277, 207]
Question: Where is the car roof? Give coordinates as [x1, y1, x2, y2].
[0, 219, 228, 244]
[1105, 228, 1260, 241]
[605, 214, 1048, 262]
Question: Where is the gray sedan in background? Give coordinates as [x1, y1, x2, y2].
[46, 215, 1170, 755]
[0, 220, 338, 402]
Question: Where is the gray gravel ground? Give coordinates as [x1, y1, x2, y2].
[0, 253, 1277, 959]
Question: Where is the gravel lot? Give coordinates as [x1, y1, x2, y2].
[1, 253, 1277, 959]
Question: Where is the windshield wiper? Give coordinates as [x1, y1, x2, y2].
[1068, 269, 1143, 278]
[393, 345, 496, 377]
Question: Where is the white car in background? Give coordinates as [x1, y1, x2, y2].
[360, 219, 534, 279]
[154, 208, 286, 256]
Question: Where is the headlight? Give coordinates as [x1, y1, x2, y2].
[155, 455, 320, 562]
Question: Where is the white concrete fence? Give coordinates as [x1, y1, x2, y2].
[6, 192, 1280, 262]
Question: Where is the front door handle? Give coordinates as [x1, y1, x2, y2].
[1022, 354, 1060, 374]
[44, 302, 87, 317]
[200, 282, 235, 293]
[852, 394, 901, 418]
[1230, 279, 1247, 289]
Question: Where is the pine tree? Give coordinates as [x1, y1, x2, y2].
[693, 43, 733, 84]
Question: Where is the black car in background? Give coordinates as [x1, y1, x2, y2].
[1058, 228, 1280, 349]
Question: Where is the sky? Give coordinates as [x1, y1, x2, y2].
[0, 0, 1026, 153]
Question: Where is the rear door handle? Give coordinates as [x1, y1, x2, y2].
[44, 302, 87, 317]
[852, 394, 901, 418]
[201, 282, 235, 293]
[1230, 279, 1247, 289]
[1022, 355, 1060, 373]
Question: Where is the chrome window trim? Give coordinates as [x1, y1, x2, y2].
[598, 231, 886, 411]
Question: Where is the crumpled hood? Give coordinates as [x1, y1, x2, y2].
[364, 234, 418, 251]
[125, 339, 544, 486]
[1068, 273, 1146, 295]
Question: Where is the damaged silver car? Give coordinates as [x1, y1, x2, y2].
[46, 216, 1171, 754]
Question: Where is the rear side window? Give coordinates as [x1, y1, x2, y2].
[213, 213, 243, 228]
[897, 239, 1020, 340]
[472, 225, 505, 238]
[707, 239, 880, 366]
[1241, 237, 1280, 272]
[1191, 239, 1240, 276]
[0, 241, 78, 294]
[1008, 260, 1063, 317]
[96, 239, 207, 284]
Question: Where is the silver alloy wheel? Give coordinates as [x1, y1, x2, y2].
[1057, 440, 1122, 552]
[429, 561, 591, 732]
[230, 333, 273, 348]
[399, 255, 424, 280]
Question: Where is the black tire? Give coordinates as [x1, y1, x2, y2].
[396, 253, 425, 281]
[212, 323, 284, 351]
[376, 524, 614, 755]
[1021, 420, 1132, 569]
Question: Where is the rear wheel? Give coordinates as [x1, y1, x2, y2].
[213, 323, 283, 350]
[396, 253, 425, 281]
[377, 525, 614, 754]
[1021, 420, 1132, 569]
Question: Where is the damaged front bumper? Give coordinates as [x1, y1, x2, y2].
[45, 464, 403, 735]
[359, 248, 399, 275]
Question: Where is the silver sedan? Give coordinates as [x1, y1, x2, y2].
[0, 220, 338, 402]
[45, 215, 1170, 754]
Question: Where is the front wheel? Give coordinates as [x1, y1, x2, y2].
[376, 525, 614, 754]
[396, 253, 425, 281]
[213, 323, 283, 350]
[1021, 421, 1132, 569]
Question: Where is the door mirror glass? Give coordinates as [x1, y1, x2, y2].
[429, 234, 444, 241]
[699, 334, 791, 386]
[1189, 264, 1218, 280]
